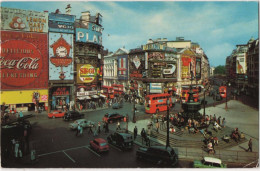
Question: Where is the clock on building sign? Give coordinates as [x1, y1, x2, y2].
[56, 46, 68, 57]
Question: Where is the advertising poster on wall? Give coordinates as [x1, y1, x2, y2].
[181, 55, 191, 79]
[118, 55, 128, 80]
[49, 32, 74, 80]
[196, 58, 201, 78]
[75, 24, 102, 45]
[150, 83, 163, 94]
[77, 64, 101, 84]
[1, 7, 48, 33]
[236, 56, 246, 74]
[49, 13, 75, 33]
[0, 31, 48, 90]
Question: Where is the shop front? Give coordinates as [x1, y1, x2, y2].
[50, 87, 71, 110]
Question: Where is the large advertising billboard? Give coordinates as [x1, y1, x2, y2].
[236, 55, 246, 74]
[49, 13, 75, 33]
[75, 24, 102, 45]
[49, 32, 74, 80]
[1, 7, 48, 33]
[118, 55, 128, 80]
[76, 64, 102, 84]
[0, 31, 48, 90]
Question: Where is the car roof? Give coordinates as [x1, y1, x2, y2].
[204, 157, 222, 164]
[94, 138, 107, 143]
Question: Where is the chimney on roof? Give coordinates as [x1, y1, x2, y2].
[176, 37, 184, 41]
[65, 4, 71, 15]
[81, 11, 90, 22]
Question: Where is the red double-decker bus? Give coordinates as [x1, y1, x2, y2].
[219, 86, 227, 98]
[145, 93, 172, 114]
[102, 86, 114, 99]
[112, 84, 124, 95]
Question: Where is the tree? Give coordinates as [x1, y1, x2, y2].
[214, 65, 226, 75]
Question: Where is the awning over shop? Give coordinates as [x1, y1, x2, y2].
[77, 96, 91, 100]
[92, 95, 99, 98]
[100, 94, 107, 98]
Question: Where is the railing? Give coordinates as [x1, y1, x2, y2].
[176, 147, 259, 163]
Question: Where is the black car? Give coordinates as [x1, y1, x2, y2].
[103, 113, 124, 123]
[63, 111, 84, 121]
[2, 119, 32, 139]
[107, 132, 133, 150]
[136, 146, 178, 166]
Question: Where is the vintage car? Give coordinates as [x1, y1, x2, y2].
[90, 138, 109, 153]
[63, 111, 84, 121]
[193, 157, 227, 168]
[69, 119, 95, 130]
[112, 102, 123, 109]
[107, 132, 133, 150]
[103, 113, 124, 123]
[136, 146, 178, 166]
[48, 110, 65, 118]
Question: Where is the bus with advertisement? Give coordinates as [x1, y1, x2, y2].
[181, 86, 199, 103]
[112, 84, 124, 96]
[219, 86, 227, 98]
[102, 86, 114, 99]
[145, 93, 173, 114]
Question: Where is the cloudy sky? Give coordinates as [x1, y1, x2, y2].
[1, 1, 259, 66]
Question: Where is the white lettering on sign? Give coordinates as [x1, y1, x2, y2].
[77, 32, 84, 41]
[0, 57, 39, 70]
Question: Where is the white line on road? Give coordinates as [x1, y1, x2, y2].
[63, 151, 76, 163]
[38, 145, 89, 157]
[108, 143, 122, 152]
[85, 146, 101, 157]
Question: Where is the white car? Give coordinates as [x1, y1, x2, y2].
[163, 64, 176, 75]
[69, 119, 95, 130]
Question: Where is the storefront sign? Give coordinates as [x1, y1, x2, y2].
[133, 55, 141, 69]
[77, 90, 97, 96]
[0, 31, 48, 90]
[52, 87, 70, 96]
[77, 64, 101, 83]
[1, 7, 48, 33]
[49, 13, 75, 33]
[49, 33, 74, 80]
[76, 25, 102, 45]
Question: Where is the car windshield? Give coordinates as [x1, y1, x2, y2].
[100, 143, 107, 146]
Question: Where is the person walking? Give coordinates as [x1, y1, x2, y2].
[76, 124, 80, 136]
[134, 126, 138, 140]
[79, 124, 83, 136]
[19, 111, 24, 119]
[141, 128, 146, 145]
[88, 124, 93, 134]
[98, 122, 101, 134]
[116, 121, 121, 130]
[156, 120, 159, 133]
[247, 138, 253, 152]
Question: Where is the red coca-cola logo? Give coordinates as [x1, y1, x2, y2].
[0, 40, 43, 87]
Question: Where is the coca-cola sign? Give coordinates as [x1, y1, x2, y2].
[1, 31, 48, 89]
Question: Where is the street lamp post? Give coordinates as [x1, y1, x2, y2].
[225, 83, 231, 111]
[166, 97, 170, 148]
[132, 91, 136, 123]
[203, 89, 206, 120]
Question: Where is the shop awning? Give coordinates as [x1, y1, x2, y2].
[77, 96, 91, 100]
[92, 95, 99, 98]
[100, 94, 107, 98]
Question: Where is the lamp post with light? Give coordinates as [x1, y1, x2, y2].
[225, 82, 231, 110]
[166, 97, 170, 148]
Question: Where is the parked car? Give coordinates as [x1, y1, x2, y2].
[193, 157, 227, 168]
[136, 146, 178, 166]
[112, 102, 123, 109]
[2, 120, 32, 139]
[48, 110, 65, 118]
[63, 111, 84, 121]
[90, 138, 109, 153]
[70, 119, 95, 130]
[103, 113, 124, 123]
[107, 132, 133, 150]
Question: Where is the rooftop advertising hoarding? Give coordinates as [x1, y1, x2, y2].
[76, 24, 102, 45]
[49, 13, 75, 33]
[76, 64, 102, 84]
[0, 31, 48, 90]
[49, 32, 74, 80]
[0, 7, 48, 33]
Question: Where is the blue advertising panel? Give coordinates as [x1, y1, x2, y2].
[76, 23, 102, 45]
[49, 13, 75, 33]
[49, 32, 74, 80]
[118, 55, 128, 80]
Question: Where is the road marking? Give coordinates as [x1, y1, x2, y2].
[85, 146, 101, 157]
[108, 143, 122, 151]
[38, 145, 89, 157]
[63, 151, 76, 163]
[38, 150, 62, 157]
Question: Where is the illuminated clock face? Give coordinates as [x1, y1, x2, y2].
[56, 46, 68, 57]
